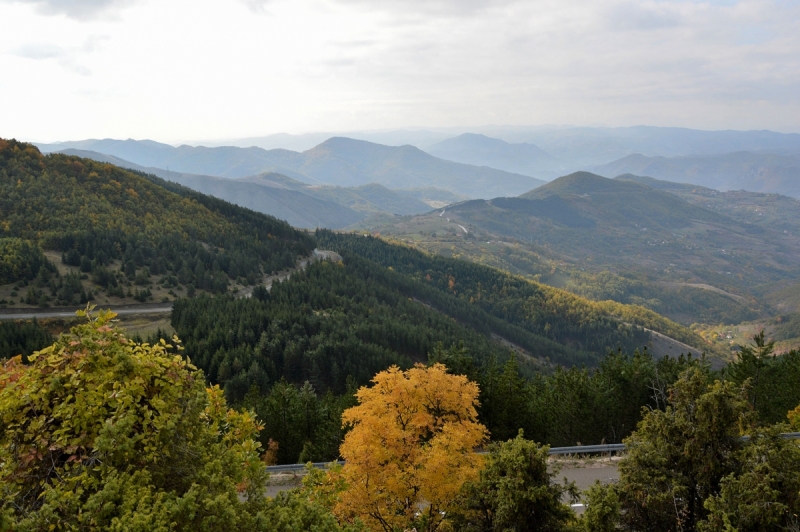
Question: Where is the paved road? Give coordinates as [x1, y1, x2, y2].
[0, 250, 341, 321]
[264, 461, 619, 502]
[558, 462, 619, 492]
[0, 304, 173, 320]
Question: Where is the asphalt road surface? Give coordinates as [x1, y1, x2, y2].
[264, 460, 620, 502]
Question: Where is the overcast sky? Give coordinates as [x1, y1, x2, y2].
[1, 0, 798, 143]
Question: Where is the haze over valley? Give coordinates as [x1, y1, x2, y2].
[3, 0, 800, 528]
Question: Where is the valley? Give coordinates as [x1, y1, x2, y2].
[5, 0, 800, 525]
[4, 133, 800, 528]
[356, 171, 800, 358]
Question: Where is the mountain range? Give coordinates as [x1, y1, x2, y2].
[35, 126, 800, 239]
[475, 126, 800, 166]
[594, 152, 800, 198]
[425, 133, 565, 178]
[178, 125, 800, 161]
[360, 171, 800, 330]
[57, 149, 468, 229]
[38, 137, 545, 199]
[0, 139, 710, 366]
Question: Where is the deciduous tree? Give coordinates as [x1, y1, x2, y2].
[334, 363, 487, 532]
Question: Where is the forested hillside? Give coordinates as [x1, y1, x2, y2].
[0, 139, 313, 305]
[169, 232, 718, 463]
[360, 171, 800, 331]
[315, 231, 704, 349]
[173, 232, 706, 398]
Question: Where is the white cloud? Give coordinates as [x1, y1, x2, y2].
[237, 0, 271, 14]
[0, 0, 139, 19]
[11, 36, 106, 75]
[0, 0, 798, 142]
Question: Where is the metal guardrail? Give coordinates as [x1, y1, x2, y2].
[547, 443, 626, 455]
[268, 460, 344, 473]
[740, 431, 800, 443]
[265, 432, 800, 474]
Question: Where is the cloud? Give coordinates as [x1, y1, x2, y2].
[11, 36, 106, 75]
[0, 0, 138, 19]
[1, 0, 799, 140]
[13, 42, 63, 59]
[329, 0, 525, 18]
[237, 0, 272, 14]
[605, 2, 683, 31]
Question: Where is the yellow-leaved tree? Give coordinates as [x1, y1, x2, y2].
[333, 363, 487, 532]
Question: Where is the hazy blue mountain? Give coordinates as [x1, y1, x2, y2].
[425, 133, 564, 178]
[206, 130, 452, 151]
[594, 151, 800, 197]
[42, 137, 544, 198]
[238, 175, 434, 216]
[498, 126, 800, 167]
[38, 138, 176, 167]
[57, 149, 364, 229]
[288, 137, 544, 197]
[57, 149, 462, 228]
[202, 132, 335, 152]
[192, 126, 800, 159]
[40, 139, 309, 179]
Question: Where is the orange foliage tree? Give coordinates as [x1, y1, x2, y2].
[334, 363, 487, 532]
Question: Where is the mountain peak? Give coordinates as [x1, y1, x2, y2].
[521, 171, 636, 198]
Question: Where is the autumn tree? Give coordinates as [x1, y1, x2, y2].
[334, 363, 487, 532]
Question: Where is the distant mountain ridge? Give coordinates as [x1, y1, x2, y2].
[498, 126, 800, 167]
[38, 137, 545, 198]
[187, 126, 800, 161]
[58, 149, 449, 229]
[593, 152, 800, 198]
[425, 133, 564, 178]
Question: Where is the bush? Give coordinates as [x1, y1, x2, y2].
[0, 310, 272, 529]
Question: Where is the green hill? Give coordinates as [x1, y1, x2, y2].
[0, 139, 314, 306]
[614, 173, 800, 235]
[239, 175, 434, 216]
[59, 149, 448, 228]
[359, 171, 800, 328]
[520, 171, 728, 228]
[172, 230, 710, 405]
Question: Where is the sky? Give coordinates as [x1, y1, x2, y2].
[0, 0, 798, 143]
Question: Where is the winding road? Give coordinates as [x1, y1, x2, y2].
[0, 249, 341, 321]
